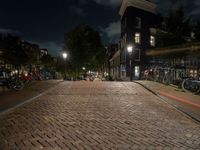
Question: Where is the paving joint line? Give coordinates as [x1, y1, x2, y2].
[133, 81, 200, 125]
[0, 81, 64, 116]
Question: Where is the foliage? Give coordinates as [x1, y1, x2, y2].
[164, 6, 191, 37]
[194, 22, 200, 41]
[40, 54, 54, 67]
[156, 7, 192, 47]
[0, 34, 28, 66]
[22, 41, 40, 65]
[64, 24, 106, 75]
[155, 30, 185, 47]
[0, 34, 62, 79]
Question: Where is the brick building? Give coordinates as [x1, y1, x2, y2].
[119, 0, 160, 80]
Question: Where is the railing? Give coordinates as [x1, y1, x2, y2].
[142, 67, 200, 95]
[182, 78, 200, 94]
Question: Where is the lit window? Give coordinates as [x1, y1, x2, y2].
[150, 35, 155, 46]
[135, 66, 140, 78]
[135, 33, 141, 44]
[136, 17, 141, 28]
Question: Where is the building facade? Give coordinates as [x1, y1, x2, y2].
[119, 0, 160, 80]
[107, 0, 200, 83]
[146, 43, 200, 85]
[102, 44, 118, 78]
[110, 48, 121, 80]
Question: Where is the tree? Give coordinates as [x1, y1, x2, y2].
[155, 30, 185, 47]
[40, 54, 54, 67]
[194, 21, 200, 41]
[64, 24, 106, 76]
[22, 41, 40, 65]
[156, 7, 192, 47]
[0, 34, 28, 67]
[164, 6, 191, 37]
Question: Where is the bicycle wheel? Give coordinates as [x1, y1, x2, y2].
[13, 80, 24, 91]
[194, 83, 200, 94]
[163, 74, 170, 85]
[182, 79, 191, 92]
[196, 87, 200, 94]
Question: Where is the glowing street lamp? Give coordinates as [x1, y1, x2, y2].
[127, 46, 133, 54]
[62, 52, 68, 79]
[62, 52, 67, 59]
[127, 46, 133, 81]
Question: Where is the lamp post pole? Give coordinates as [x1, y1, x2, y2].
[62, 52, 67, 79]
[127, 46, 133, 81]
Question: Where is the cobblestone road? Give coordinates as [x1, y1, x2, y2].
[136, 80, 200, 122]
[0, 80, 63, 112]
[0, 81, 200, 149]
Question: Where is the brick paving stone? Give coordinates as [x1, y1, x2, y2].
[136, 80, 200, 122]
[0, 81, 200, 150]
[0, 80, 63, 112]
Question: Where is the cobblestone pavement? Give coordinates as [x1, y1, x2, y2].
[0, 81, 200, 150]
[0, 80, 63, 112]
[135, 80, 200, 122]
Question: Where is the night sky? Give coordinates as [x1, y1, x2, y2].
[0, 0, 200, 56]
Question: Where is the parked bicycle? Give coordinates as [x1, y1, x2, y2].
[162, 70, 171, 85]
[0, 75, 24, 91]
[181, 77, 200, 94]
[20, 69, 44, 84]
[20, 71, 33, 85]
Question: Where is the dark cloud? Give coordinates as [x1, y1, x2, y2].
[0, 28, 20, 34]
[0, 0, 199, 56]
[154, 0, 200, 20]
[69, 5, 86, 16]
[77, 0, 120, 7]
[91, 0, 120, 8]
[39, 41, 63, 56]
[101, 20, 120, 43]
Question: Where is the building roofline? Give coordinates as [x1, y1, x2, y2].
[119, 0, 157, 17]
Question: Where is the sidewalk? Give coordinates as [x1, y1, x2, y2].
[0, 80, 63, 113]
[135, 80, 200, 122]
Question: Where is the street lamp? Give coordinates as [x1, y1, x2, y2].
[62, 52, 68, 79]
[62, 52, 67, 59]
[127, 46, 133, 81]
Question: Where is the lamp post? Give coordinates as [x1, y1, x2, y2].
[82, 67, 86, 80]
[127, 46, 133, 81]
[62, 52, 68, 79]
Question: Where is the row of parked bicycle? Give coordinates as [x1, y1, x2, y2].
[181, 77, 200, 94]
[0, 70, 44, 91]
[143, 67, 200, 95]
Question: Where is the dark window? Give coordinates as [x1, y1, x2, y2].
[136, 17, 141, 29]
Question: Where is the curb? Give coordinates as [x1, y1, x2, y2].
[133, 81, 200, 124]
[133, 81, 157, 95]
